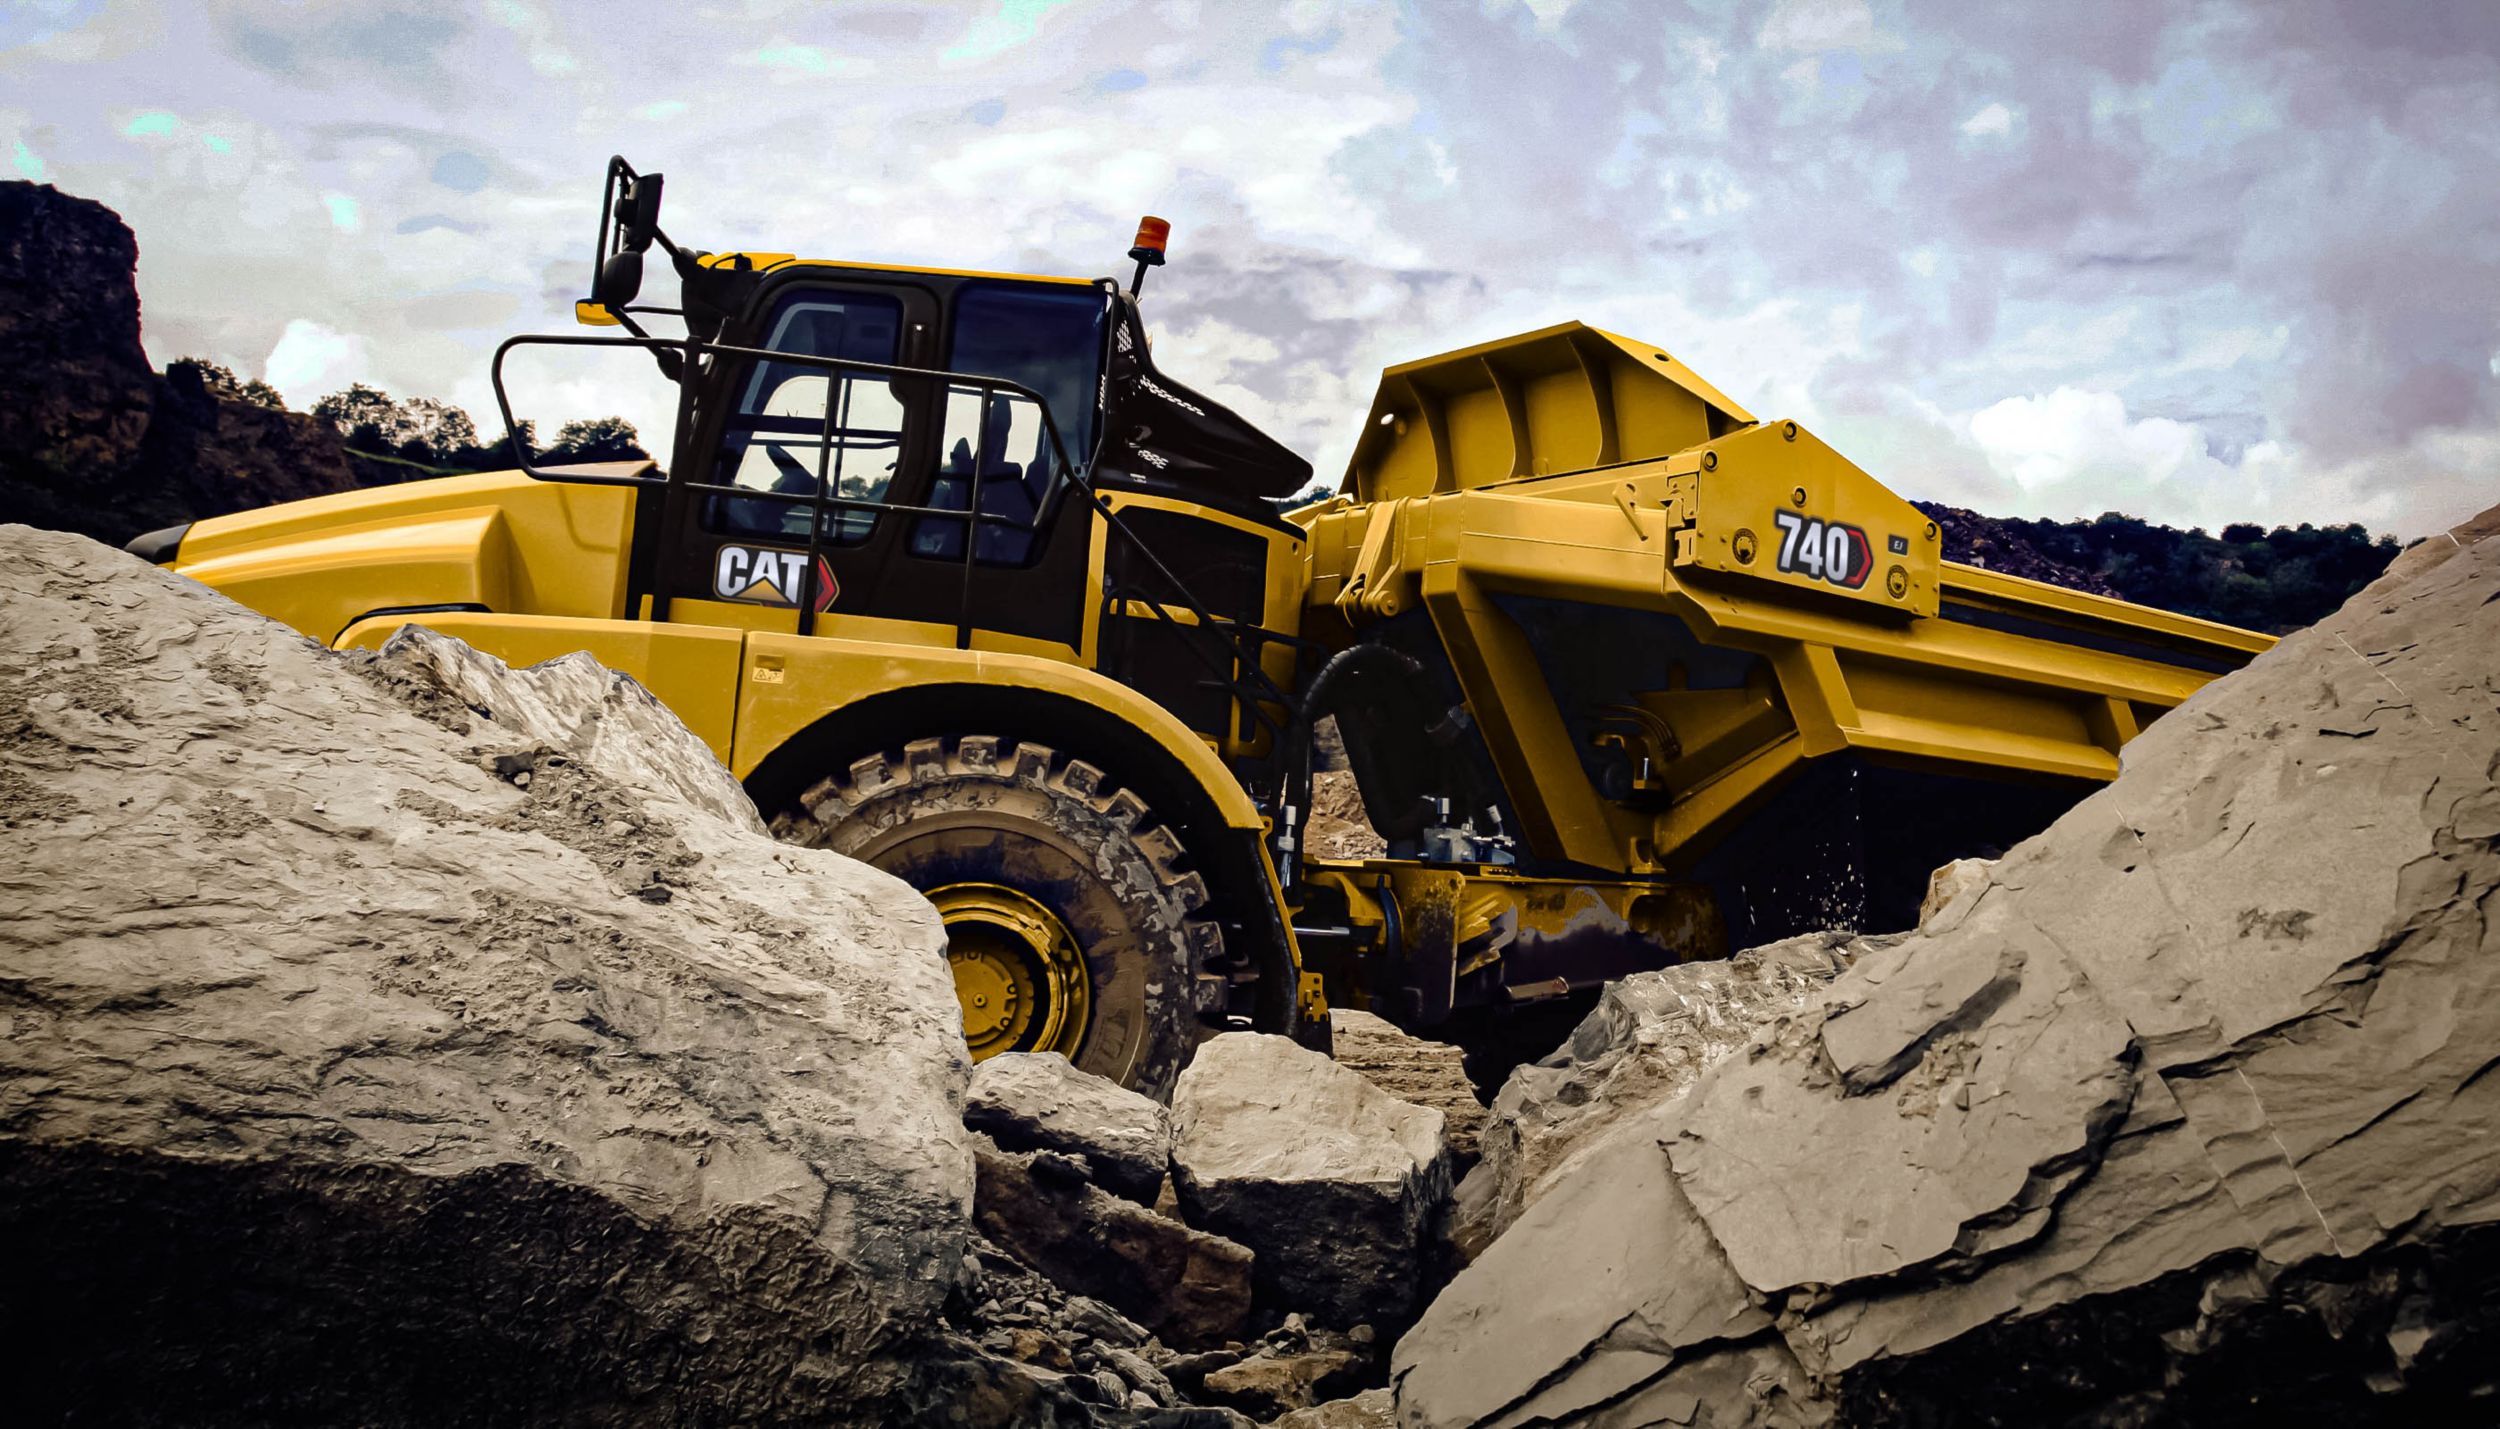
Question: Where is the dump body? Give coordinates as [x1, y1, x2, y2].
[1283, 323, 2268, 1023]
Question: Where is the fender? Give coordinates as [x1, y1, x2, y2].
[329, 609, 1266, 834]
[736, 631, 1265, 832]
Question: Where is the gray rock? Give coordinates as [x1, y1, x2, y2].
[1272, 1387, 1395, 1428]
[0, 529, 973, 1423]
[1172, 1033, 1451, 1332]
[1329, 1009, 1486, 1166]
[973, 1134, 1254, 1349]
[1394, 515, 2500, 1424]
[967, 1050, 1173, 1204]
[1095, 1343, 1180, 1406]
[1198, 1347, 1369, 1420]
[1448, 931, 1866, 1261]
[1916, 855, 1994, 928]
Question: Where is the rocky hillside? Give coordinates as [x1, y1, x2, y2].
[0, 182, 363, 545]
[1915, 500, 2400, 632]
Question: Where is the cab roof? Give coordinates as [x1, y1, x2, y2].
[700, 251, 1098, 288]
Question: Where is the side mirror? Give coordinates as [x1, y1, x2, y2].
[595, 249, 644, 307]
[617, 172, 663, 254]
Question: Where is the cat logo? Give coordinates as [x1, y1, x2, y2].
[713, 545, 839, 611]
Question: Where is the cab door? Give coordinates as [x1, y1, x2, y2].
[657, 282, 937, 623]
[875, 281, 1108, 657]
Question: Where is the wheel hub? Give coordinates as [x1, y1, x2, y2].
[928, 882, 1090, 1061]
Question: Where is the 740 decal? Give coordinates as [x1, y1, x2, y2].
[1770, 510, 1872, 590]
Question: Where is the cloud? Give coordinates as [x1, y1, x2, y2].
[430, 151, 489, 193]
[744, 42, 870, 77]
[1959, 102, 2016, 138]
[1756, 0, 1901, 55]
[10, 0, 2493, 542]
[262, 318, 373, 407]
[943, 0, 1077, 64]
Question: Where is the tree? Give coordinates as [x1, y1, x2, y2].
[394, 397, 480, 467]
[314, 384, 401, 444]
[169, 357, 285, 410]
[543, 417, 648, 464]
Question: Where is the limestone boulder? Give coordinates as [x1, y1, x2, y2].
[1448, 931, 1867, 1261]
[966, 1051, 1172, 1204]
[1328, 1009, 1485, 1166]
[0, 527, 975, 1425]
[1172, 1034, 1451, 1332]
[1394, 513, 2500, 1425]
[971, 1134, 1253, 1349]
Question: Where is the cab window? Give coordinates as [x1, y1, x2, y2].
[911, 283, 1105, 565]
[710, 292, 905, 542]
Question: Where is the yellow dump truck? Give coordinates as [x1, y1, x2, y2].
[131, 159, 2270, 1094]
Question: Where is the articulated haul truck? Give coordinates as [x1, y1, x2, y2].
[135, 159, 2268, 1093]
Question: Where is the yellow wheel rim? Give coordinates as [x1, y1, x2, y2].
[928, 882, 1090, 1061]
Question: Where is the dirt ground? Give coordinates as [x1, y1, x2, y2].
[1306, 768, 1385, 861]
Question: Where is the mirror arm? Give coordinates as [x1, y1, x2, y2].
[604, 307, 684, 384]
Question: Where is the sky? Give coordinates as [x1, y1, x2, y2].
[5, 0, 2496, 537]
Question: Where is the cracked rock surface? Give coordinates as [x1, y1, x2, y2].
[1449, 931, 1870, 1263]
[972, 1131, 1254, 1349]
[0, 526, 975, 1425]
[1395, 512, 2500, 1426]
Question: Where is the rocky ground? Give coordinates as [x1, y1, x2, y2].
[4, 498, 2496, 1426]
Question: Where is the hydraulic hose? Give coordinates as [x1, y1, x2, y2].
[1277, 642, 1425, 884]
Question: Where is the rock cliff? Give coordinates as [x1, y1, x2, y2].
[0, 183, 360, 543]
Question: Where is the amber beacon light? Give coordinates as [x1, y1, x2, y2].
[1127, 215, 1170, 295]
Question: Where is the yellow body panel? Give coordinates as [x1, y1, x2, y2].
[176, 471, 637, 644]
[707, 251, 1097, 288]
[167, 474, 1258, 835]
[1344, 320, 1753, 502]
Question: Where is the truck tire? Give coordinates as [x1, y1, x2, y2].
[770, 735, 1223, 1099]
